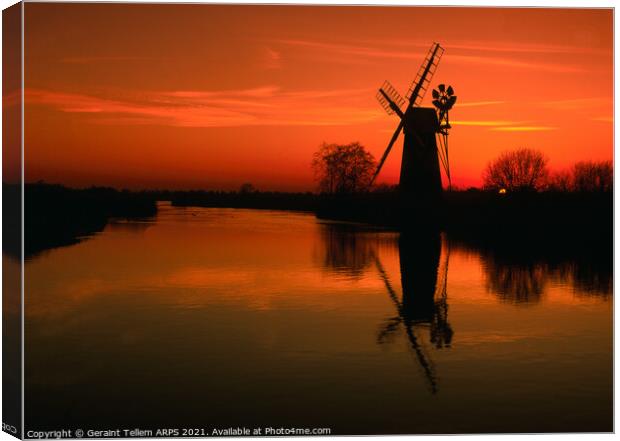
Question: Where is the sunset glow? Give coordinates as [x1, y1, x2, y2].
[16, 4, 613, 190]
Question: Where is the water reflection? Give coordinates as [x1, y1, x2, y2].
[570, 261, 612, 298]
[319, 224, 454, 393]
[318, 221, 612, 394]
[397, 233, 453, 350]
[485, 262, 545, 304]
[375, 234, 454, 394]
[477, 247, 612, 305]
[23, 207, 612, 433]
[319, 223, 376, 279]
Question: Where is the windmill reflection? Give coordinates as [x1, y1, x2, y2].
[375, 233, 453, 394]
[318, 224, 453, 394]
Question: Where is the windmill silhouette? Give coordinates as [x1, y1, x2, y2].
[372, 42, 457, 208]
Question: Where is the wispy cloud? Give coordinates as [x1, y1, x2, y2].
[260, 47, 282, 70]
[444, 41, 607, 55]
[457, 100, 505, 108]
[448, 53, 584, 73]
[276, 39, 585, 73]
[278, 39, 423, 61]
[61, 56, 155, 64]
[491, 126, 558, 132]
[451, 120, 524, 127]
[451, 120, 557, 131]
[592, 116, 613, 123]
[540, 97, 611, 110]
[368, 38, 609, 56]
[25, 86, 382, 128]
[27, 88, 259, 126]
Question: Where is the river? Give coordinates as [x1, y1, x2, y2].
[24, 202, 612, 434]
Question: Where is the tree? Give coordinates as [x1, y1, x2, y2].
[483, 148, 549, 192]
[312, 142, 376, 194]
[547, 170, 572, 192]
[239, 182, 257, 194]
[572, 160, 612, 192]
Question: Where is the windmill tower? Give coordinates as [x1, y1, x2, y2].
[372, 43, 456, 217]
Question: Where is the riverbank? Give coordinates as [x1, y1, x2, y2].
[170, 188, 612, 234]
[9, 183, 612, 258]
[4, 183, 157, 258]
[170, 188, 613, 263]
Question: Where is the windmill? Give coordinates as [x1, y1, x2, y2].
[372, 42, 457, 206]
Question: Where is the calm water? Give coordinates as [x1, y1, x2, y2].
[24, 203, 612, 434]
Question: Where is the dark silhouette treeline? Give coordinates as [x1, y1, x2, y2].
[4, 183, 157, 259]
[443, 189, 612, 236]
[169, 189, 319, 212]
[11, 182, 612, 259]
[310, 188, 612, 236]
[308, 186, 613, 240]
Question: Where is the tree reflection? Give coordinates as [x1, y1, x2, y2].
[485, 262, 546, 304]
[318, 223, 383, 279]
[567, 261, 612, 299]
[485, 259, 612, 304]
[455, 234, 613, 304]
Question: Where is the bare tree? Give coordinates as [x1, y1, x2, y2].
[239, 182, 257, 194]
[572, 160, 613, 192]
[312, 142, 376, 194]
[547, 170, 572, 192]
[483, 148, 549, 192]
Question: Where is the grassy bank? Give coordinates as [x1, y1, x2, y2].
[4, 183, 157, 258]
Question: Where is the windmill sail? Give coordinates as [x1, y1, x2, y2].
[406, 44, 444, 107]
[376, 80, 406, 116]
[370, 42, 444, 186]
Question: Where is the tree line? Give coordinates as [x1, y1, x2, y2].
[311, 143, 612, 194]
[483, 148, 612, 193]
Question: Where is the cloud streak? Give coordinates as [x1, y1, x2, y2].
[452, 120, 558, 132]
[61, 56, 156, 64]
[491, 126, 558, 132]
[540, 97, 612, 110]
[592, 116, 613, 123]
[451, 120, 524, 127]
[380, 38, 609, 55]
[261, 47, 282, 70]
[277, 39, 586, 73]
[457, 100, 506, 108]
[25, 86, 382, 128]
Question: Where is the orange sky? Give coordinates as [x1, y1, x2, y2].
[15, 4, 613, 190]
